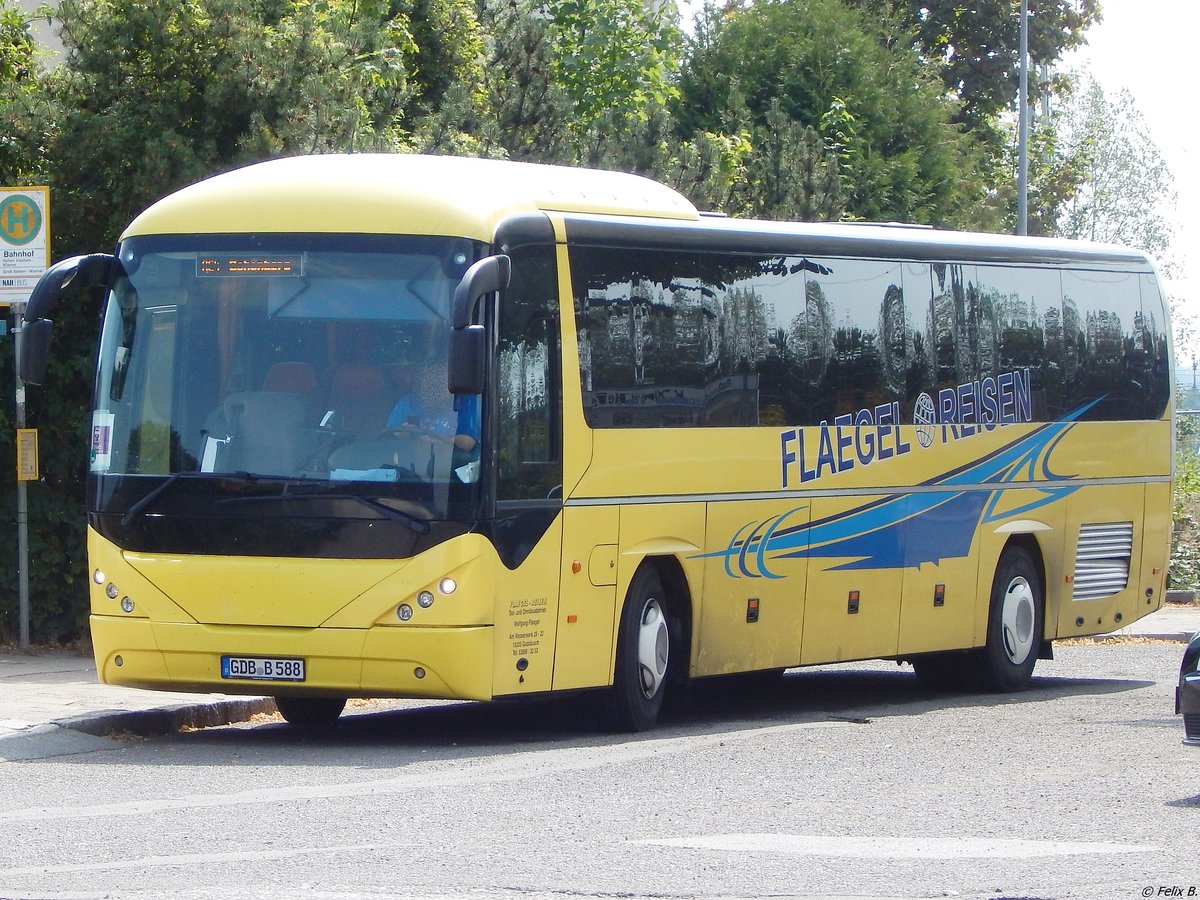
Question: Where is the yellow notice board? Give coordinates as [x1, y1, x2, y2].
[17, 428, 38, 481]
[1, 186, 50, 305]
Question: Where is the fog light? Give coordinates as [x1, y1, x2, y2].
[439, 577, 457, 595]
[93, 569, 106, 585]
[106, 583, 120, 599]
[397, 604, 414, 621]
[417, 590, 435, 608]
[414, 667, 426, 679]
[120, 596, 135, 613]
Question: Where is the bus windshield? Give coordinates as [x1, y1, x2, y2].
[91, 233, 486, 524]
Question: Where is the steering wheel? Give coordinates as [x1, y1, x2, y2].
[381, 424, 448, 443]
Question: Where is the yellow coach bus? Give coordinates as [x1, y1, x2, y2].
[21, 154, 1173, 730]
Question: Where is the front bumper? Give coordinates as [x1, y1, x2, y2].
[91, 615, 494, 701]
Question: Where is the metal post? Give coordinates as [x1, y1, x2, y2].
[13, 301, 30, 649]
[1017, 0, 1029, 236]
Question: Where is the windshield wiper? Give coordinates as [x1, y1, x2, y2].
[220, 492, 432, 534]
[122, 473, 432, 534]
[120, 471, 259, 526]
[337, 495, 432, 534]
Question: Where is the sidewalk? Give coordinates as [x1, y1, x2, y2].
[2, 603, 1198, 754]
[1107, 600, 1200, 641]
[0, 649, 274, 758]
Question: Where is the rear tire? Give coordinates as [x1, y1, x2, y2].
[977, 545, 1043, 692]
[912, 545, 1043, 693]
[274, 696, 347, 729]
[606, 566, 672, 732]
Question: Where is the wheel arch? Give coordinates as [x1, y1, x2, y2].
[995, 532, 1052, 658]
[620, 554, 695, 688]
[1001, 532, 1046, 591]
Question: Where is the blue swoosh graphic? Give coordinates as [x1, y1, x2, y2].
[700, 399, 1100, 578]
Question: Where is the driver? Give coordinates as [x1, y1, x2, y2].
[385, 365, 423, 429]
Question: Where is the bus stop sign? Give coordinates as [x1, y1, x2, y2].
[1, 187, 50, 305]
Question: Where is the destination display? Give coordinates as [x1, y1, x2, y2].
[198, 255, 302, 276]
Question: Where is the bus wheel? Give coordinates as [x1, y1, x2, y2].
[274, 696, 347, 729]
[607, 566, 671, 732]
[978, 546, 1043, 692]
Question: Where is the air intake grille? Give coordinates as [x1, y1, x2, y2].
[1072, 522, 1133, 600]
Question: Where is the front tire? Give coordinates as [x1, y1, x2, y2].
[607, 566, 672, 732]
[274, 696, 347, 729]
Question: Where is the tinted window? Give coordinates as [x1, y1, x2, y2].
[573, 247, 910, 428]
[927, 263, 969, 392]
[974, 265, 1062, 419]
[1061, 269, 1151, 419]
[1140, 273, 1171, 416]
[572, 243, 1166, 429]
[801, 258, 904, 422]
[574, 246, 707, 427]
[498, 245, 562, 501]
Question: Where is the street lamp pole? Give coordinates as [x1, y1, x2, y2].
[1017, 0, 1029, 236]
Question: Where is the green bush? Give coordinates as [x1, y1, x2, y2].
[1170, 434, 1200, 591]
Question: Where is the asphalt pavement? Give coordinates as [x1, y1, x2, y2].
[2, 602, 1198, 754]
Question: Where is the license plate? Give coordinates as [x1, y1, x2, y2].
[221, 655, 306, 682]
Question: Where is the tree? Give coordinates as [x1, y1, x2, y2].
[859, 0, 1100, 135]
[1056, 75, 1176, 261]
[676, 0, 987, 226]
[0, 2, 77, 641]
[1053, 74, 1192, 386]
[546, 0, 682, 144]
[473, 0, 576, 163]
[472, 0, 686, 165]
[42, 0, 454, 254]
[0, 0, 45, 184]
[736, 100, 844, 221]
[0, 0, 493, 641]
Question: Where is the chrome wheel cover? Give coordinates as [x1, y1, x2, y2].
[637, 598, 669, 700]
[1001, 575, 1036, 665]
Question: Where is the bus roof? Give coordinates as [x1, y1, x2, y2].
[121, 154, 700, 241]
[122, 153, 1158, 273]
[561, 213, 1158, 271]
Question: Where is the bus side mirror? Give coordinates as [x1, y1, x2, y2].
[452, 255, 510, 329]
[19, 253, 116, 385]
[18, 318, 54, 385]
[448, 326, 487, 395]
[449, 254, 510, 395]
[24, 253, 115, 322]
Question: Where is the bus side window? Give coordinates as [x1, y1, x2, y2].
[497, 245, 562, 502]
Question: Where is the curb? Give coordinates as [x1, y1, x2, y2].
[1084, 632, 1196, 644]
[54, 697, 277, 738]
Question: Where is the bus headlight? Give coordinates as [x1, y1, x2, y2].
[397, 604, 414, 621]
[417, 591, 435, 609]
[439, 577, 457, 595]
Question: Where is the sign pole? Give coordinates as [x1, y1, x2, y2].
[14, 301, 29, 648]
[2, 186, 50, 650]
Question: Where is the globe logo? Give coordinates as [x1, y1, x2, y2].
[913, 392, 936, 448]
